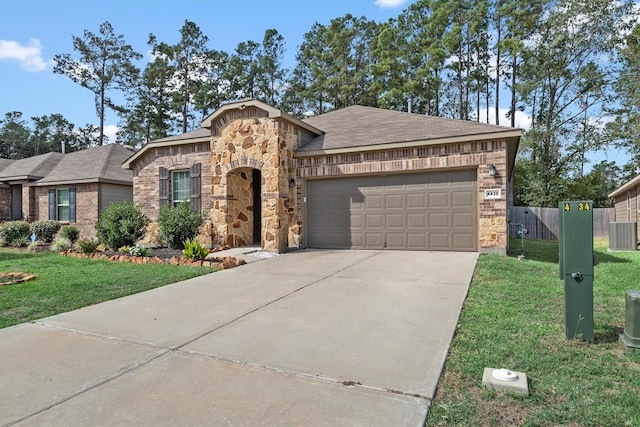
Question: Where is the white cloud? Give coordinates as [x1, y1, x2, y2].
[374, 0, 408, 8]
[478, 107, 532, 130]
[104, 125, 119, 143]
[0, 39, 50, 72]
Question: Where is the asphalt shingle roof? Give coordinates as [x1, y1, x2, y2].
[35, 144, 134, 185]
[299, 105, 519, 152]
[0, 152, 64, 181]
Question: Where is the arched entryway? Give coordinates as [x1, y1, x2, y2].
[225, 167, 262, 247]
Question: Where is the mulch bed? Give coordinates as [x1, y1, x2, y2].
[59, 245, 245, 269]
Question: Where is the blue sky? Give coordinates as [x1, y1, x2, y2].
[0, 0, 633, 168]
[0, 0, 410, 140]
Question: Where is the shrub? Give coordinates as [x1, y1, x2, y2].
[0, 221, 31, 247]
[95, 201, 150, 250]
[118, 245, 131, 253]
[30, 220, 61, 243]
[28, 240, 39, 252]
[51, 237, 72, 252]
[182, 239, 209, 260]
[61, 225, 80, 243]
[77, 237, 99, 254]
[129, 244, 152, 257]
[158, 201, 205, 249]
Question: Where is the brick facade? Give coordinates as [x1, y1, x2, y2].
[0, 187, 10, 220]
[34, 184, 98, 238]
[132, 142, 212, 245]
[296, 139, 510, 253]
[127, 100, 518, 254]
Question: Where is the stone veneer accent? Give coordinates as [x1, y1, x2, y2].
[209, 107, 298, 252]
[296, 139, 510, 253]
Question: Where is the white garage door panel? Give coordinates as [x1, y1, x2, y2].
[306, 170, 477, 251]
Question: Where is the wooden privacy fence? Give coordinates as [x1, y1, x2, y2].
[508, 206, 615, 240]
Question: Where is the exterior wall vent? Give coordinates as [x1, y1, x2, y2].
[609, 222, 638, 251]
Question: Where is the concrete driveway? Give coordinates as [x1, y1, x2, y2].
[0, 249, 478, 427]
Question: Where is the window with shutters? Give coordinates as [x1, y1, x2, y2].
[48, 188, 76, 222]
[160, 164, 201, 210]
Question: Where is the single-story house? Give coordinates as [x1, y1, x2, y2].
[608, 173, 639, 246]
[123, 98, 521, 254]
[0, 144, 134, 238]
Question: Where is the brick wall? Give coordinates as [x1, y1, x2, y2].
[132, 142, 211, 245]
[35, 183, 101, 238]
[132, 142, 211, 221]
[0, 187, 10, 220]
[296, 139, 510, 253]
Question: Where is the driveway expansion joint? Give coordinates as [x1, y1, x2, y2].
[176, 348, 431, 403]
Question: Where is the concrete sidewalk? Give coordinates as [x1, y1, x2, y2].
[0, 249, 478, 427]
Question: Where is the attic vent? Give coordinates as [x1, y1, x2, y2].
[609, 222, 638, 251]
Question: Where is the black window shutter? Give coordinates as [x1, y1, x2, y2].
[69, 188, 76, 223]
[48, 189, 55, 220]
[159, 167, 169, 207]
[190, 163, 201, 211]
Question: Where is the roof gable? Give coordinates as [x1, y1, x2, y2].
[200, 98, 322, 136]
[609, 173, 640, 198]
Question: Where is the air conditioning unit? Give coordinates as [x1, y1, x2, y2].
[609, 222, 638, 251]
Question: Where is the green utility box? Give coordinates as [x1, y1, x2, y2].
[559, 201, 594, 341]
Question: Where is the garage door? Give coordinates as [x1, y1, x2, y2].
[306, 170, 477, 251]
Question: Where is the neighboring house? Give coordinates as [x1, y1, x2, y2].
[608, 173, 640, 243]
[124, 99, 521, 254]
[0, 152, 64, 221]
[0, 145, 134, 238]
[0, 158, 16, 220]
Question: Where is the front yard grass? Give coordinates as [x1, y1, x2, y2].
[427, 238, 640, 426]
[0, 249, 217, 329]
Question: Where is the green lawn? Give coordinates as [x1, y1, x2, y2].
[0, 249, 217, 329]
[426, 239, 640, 426]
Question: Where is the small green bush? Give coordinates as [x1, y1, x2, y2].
[182, 239, 209, 260]
[158, 202, 205, 249]
[0, 221, 31, 247]
[30, 220, 61, 243]
[95, 201, 150, 250]
[129, 245, 152, 257]
[118, 245, 131, 253]
[51, 237, 72, 252]
[61, 225, 80, 243]
[77, 237, 99, 254]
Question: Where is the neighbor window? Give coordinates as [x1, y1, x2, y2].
[48, 187, 75, 222]
[172, 170, 190, 206]
[57, 189, 70, 221]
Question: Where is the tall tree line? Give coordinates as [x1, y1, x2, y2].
[2, 0, 638, 207]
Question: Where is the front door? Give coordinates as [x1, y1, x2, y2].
[11, 185, 22, 220]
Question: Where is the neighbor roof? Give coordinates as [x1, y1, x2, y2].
[609, 174, 640, 199]
[0, 158, 14, 172]
[34, 144, 134, 186]
[0, 152, 64, 182]
[298, 105, 521, 154]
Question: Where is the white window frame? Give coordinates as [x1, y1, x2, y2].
[171, 170, 190, 207]
[57, 188, 70, 222]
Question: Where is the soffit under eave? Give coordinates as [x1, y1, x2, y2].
[608, 174, 640, 198]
